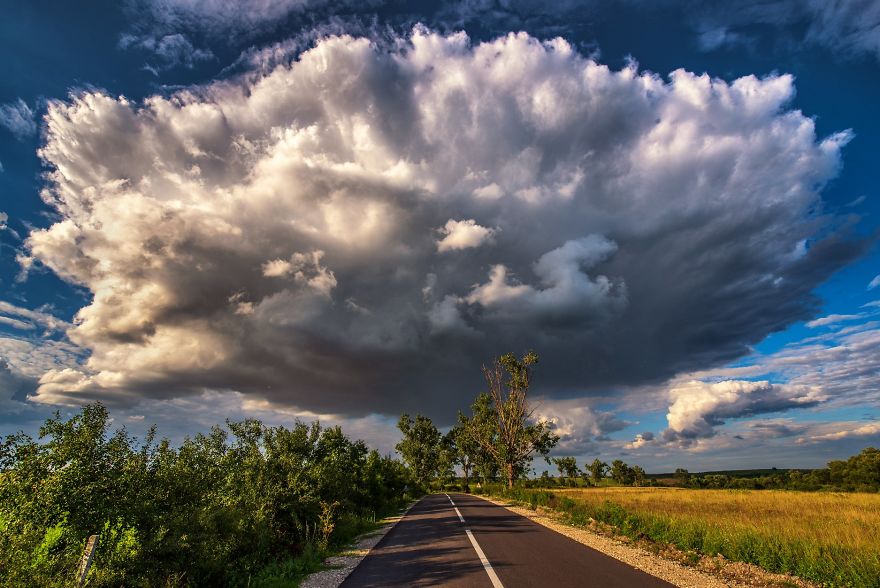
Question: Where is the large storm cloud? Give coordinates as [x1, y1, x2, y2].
[23, 28, 864, 419]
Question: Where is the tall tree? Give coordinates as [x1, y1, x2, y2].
[469, 352, 559, 489]
[631, 465, 647, 487]
[449, 416, 480, 491]
[395, 414, 441, 488]
[587, 458, 608, 486]
[611, 459, 635, 485]
[552, 456, 580, 482]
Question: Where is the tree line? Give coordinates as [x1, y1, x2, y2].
[519, 451, 880, 493]
[658, 448, 880, 492]
[0, 404, 411, 587]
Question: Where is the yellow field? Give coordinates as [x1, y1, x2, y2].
[495, 486, 880, 586]
[555, 487, 880, 554]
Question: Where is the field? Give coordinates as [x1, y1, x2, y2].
[502, 486, 880, 587]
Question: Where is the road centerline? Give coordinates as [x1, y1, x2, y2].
[445, 493, 466, 522]
[445, 494, 505, 588]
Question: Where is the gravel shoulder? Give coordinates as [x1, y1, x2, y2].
[299, 502, 416, 588]
[479, 495, 817, 588]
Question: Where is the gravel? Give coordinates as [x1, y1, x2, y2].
[482, 496, 817, 588]
[299, 504, 414, 588]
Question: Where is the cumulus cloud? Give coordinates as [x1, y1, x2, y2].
[464, 236, 624, 325]
[261, 250, 337, 296]
[627, 431, 655, 449]
[20, 28, 864, 419]
[663, 379, 826, 444]
[436, 219, 497, 252]
[536, 399, 632, 454]
[0, 99, 37, 140]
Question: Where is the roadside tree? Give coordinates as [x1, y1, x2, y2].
[468, 352, 559, 489]
[395, 414, 441, 488]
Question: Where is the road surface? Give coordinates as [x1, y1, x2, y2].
[341, 493, 674, 587]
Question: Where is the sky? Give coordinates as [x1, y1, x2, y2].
[1, 0, 879, 472]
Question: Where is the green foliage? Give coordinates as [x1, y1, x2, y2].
[395, 414, 441, 489]
[551, 457, 579, 480]
[468, 351, 559, 488]
[586, 459, 608, 485]
[610, 459, 635, 485]
[0, 404, 411, 587]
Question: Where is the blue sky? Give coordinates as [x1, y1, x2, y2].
[1, 0, 878, 471]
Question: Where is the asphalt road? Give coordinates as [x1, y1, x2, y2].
[341, 493, 674, 587]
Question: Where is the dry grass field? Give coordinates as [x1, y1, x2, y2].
[503, 486, 880, 586]
[557, 487, 880, 556]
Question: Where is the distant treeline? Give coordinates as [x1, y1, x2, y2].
[0, 404, 412, 587]
[525, 448, 880, 492]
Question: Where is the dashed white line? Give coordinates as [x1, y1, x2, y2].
[444, 494, 505, 588]
[466, 529, 504, 588]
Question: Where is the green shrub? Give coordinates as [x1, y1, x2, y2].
[0, 404, 411, 587]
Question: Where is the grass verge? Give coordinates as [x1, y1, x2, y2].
[486, 486, 880, 588]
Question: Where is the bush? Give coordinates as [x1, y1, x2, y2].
[0, 404, 412, 587]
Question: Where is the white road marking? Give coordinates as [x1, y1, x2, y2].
[466, 529, 505, 588]
[444, 494, 505, 588]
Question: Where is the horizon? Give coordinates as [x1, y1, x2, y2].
[1, 0, 879, 473]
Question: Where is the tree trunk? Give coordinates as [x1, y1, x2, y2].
[463, 463, 471, 492]
[507, 463, 514, 489]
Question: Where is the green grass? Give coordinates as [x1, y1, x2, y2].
[489, 486, 880, 588]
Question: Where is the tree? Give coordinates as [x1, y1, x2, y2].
[469, 352, 559, 489]
[587, 458, 608, 486]
[631, 465, 646, 486]
[611, 459, 635, 485]
[552, 456, 580, 482]
[449, 415, 483, 491]
[395, 414, 441, 488]
[437, 431, 458, 486]
[674, 467, 690, 486]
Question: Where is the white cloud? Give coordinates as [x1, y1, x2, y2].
[663, 379, 826, 443]
[807, 313, 863, 328]
[19, 28, 859, 416]
[261, 250, 337, 296]
[0, 99, 37, 140]
[0, 301, 70, 333]
[436, 219, 497, 252]
[535, 398, 632, 455]
[464, 235, 625, 323]
[626, 431, 656, 449]
[797, 421, 880, 444]
[868, 274, 880, 290]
